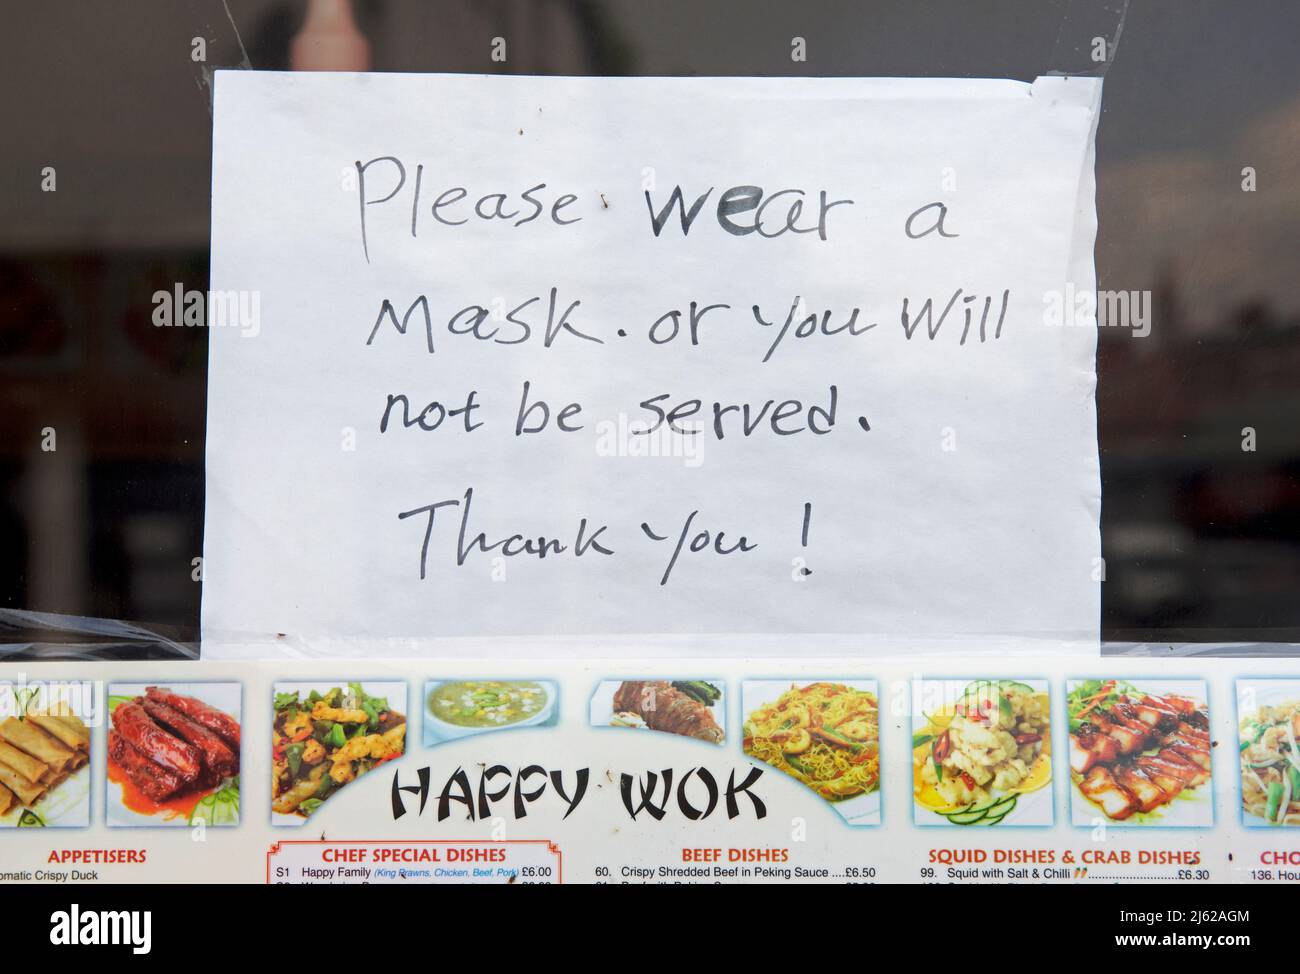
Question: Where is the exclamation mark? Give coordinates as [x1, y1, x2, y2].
[799, 502, 813, 576]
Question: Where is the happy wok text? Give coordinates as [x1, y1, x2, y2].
[390, 764, 767, 821]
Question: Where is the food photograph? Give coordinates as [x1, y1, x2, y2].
[272, 681, 406, 824]
[741, 680, 880, 826]
[1067, 679, 1214, 827]
[0, 683, 91, 828]
[590, 680, 724, 744]
[106, 683, 241, 828]
[1237, 679, 1300, 827]
[912, 679, 1052, 827]
[424, 680, 558, 746]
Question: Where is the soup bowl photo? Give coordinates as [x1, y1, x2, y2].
[424, 680, 557, 741]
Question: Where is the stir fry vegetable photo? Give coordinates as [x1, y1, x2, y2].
[272, 682, 406, 823]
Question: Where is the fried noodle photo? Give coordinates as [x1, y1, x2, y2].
[1240, 699, 1300, 826]
[743, 682, 879, 801]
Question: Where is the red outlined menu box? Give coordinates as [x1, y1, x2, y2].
[267, 839, 561, 884]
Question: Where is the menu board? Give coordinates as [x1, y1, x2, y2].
[202, 73, 1102, 656]
[4, 654, 1300, 885]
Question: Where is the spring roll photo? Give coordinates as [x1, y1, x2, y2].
[0, 741, 49, 784]
[29, 714, 89, 752]
[0, 718, 75, 772]
[0, 762, 45, 806]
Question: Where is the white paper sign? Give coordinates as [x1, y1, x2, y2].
[203, 73, 1101, 656]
